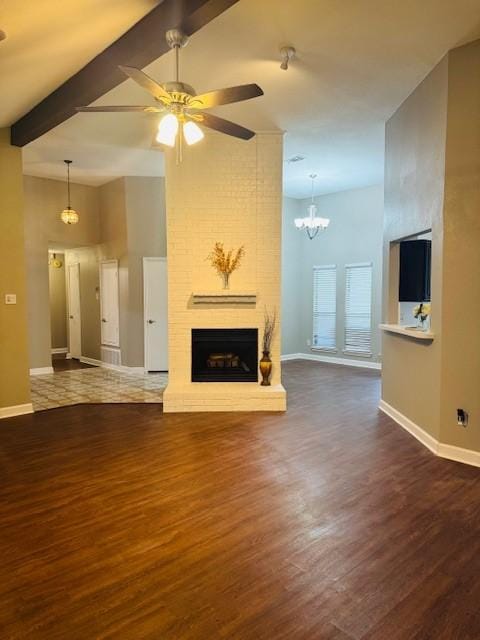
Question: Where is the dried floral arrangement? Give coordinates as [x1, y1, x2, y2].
[206, 242, 245, 289]
[262, 308, 277, 353]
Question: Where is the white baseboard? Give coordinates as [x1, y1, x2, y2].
[51, 347, 68, 355]
[30, 366, 54, 376]
[379, 399, 480, 468]
[378, 399, 438, 453]
[281, 352, 381, 371]
[437, 443, 480, 468]
[79, 356, 102, 367]
[0, 403, 34, 419]
[80, 356, 144, 375]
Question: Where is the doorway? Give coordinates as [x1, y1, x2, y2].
[143, 257, 168, 372]
[67, 262, 82, 359]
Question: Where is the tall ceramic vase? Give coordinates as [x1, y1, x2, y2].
[259, 350, 272, 386]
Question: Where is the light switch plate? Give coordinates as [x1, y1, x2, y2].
[5, 294, 17, 305]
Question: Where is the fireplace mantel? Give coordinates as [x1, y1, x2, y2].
[192, 291, 257, 305]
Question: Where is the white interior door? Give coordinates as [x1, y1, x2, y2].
[144, 258, 168, 372]
[100, 260, 120, 347]
[67, 263, 81, 359]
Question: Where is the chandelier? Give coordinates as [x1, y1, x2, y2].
[294, 173, 330, 239]
[60, 160, 79, 225]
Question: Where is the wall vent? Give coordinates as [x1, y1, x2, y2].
[101, 346, 122, 366]
[286, 155, 305, 164]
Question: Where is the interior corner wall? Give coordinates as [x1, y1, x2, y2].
[439, 39, 480, 452]
[281, 197, 302, 354]
[382, 57, 448, 441]
[99, 178, 129, 363]
[64, 246, 102, 361]
[124, 176, 166, 367]
[302, 185, 383, 362]
[48, 253, 67, 350]
[23, 175, 101, 369]
[0, 129, 31, 412]
[281, 186, 384, 364]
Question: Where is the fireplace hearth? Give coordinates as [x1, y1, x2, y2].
[192, 329, 258, 382]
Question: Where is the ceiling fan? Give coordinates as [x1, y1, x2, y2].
[77, 29, 263, 148]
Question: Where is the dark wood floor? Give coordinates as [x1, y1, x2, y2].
[52, 356, 96, 372]
[1, 361, 479, 639]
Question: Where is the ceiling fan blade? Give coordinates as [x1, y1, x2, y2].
[196, 113, 255, 140]
[76, 105, 162, 113]
[119, 65, 171, 102]
[188, 84, 263, 109]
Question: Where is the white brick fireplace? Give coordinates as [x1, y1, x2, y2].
[163, 131, 286, 412]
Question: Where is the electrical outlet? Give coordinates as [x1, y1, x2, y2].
[457, 409, 468, 427]
[5, 294, 16, 305]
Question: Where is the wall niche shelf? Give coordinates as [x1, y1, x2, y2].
[192, 291, 256, 305]
[380, 323, 434, 341]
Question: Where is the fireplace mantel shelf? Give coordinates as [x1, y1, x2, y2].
[192, 291, 257, 305]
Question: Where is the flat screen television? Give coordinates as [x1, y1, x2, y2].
[399, 239, 431, 302]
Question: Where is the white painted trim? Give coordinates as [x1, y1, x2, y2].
[66, 352, 72, 359]
[438, 443, 480, 468]
[99, 259, 120, 348]
[379, 399, 480, 468]
[80, 357, 144, 375]
[143, 257, 168, 373]
[79, 356, 102, 367]
[67, 262, 82, 359]
[0, 403, 34, 419]
[30, 367, 54, 376]
[378, 399, 438, 454]
[281, 352, 381, 370]
[51, 347, 68, 355]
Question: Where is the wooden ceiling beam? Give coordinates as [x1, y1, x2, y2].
[10, 0, 240, 147]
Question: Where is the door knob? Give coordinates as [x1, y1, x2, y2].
[102, 318, 107, 323]
[148, 319, 156, 324]
[69, 315, 74, 319]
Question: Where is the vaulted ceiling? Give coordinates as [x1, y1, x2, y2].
[4, 0, 480, 197]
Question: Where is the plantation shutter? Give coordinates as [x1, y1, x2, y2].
[312, 265, 337, 350]
[344, 263, 373, 356]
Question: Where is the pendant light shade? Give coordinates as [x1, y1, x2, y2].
[60, 160, 79, 225]
[183, 120, 204, 145]
[156, 113, 179, 147]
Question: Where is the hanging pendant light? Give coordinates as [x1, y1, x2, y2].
[294, 173, 330, 239]
[60, 160, 79, 225]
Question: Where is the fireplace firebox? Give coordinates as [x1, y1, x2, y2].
[191, 328, 258, 382]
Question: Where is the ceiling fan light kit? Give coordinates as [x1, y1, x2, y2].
[294, 174, 330, 239]
[77, 29, 264, 159]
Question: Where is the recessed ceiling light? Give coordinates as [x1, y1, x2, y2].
[286, 155, 305, 164]
[0, 30, 7, 42]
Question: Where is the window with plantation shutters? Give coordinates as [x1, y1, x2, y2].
[344, 263, 373, 356]
[312, 265, 337, 350]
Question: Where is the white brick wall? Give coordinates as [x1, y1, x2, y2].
[163, 132, 286, 412]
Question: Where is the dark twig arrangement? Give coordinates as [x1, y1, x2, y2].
[262, 308, 276, 353]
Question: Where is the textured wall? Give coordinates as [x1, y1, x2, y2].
[281, 197, 302, 355]
[48, 254, 67, 350]
[284, 185, 384, 363]
[23, 175, 101, 369]
[440, 40, 480, 451]
[382, 57, 448, 441]
[0, 129, 30, 413]
[124, 176, 166, 367]
[163, 132, 286, 412]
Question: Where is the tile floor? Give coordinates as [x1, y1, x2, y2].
[31, 368, 168, 411]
